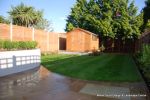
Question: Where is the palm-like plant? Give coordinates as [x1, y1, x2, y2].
[8, 3, 43, 27]
[0, 15, 10, 24]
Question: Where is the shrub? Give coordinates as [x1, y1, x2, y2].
[0, 40, 37, 50]
[13, 41, 19, 49]
[139, 44, 150, 80]
[140, 44, 150, 67]
[89, 49, 101, 56]
[26, 41, 37, 49]
[99, 44, 105, 52]
[0, 40, 4, 49]
[18, 41, 27, 49]
[18, 41, 37, 50]
[3, 40, 14, 50]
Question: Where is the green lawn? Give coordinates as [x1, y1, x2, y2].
[41, 53, 142, 82]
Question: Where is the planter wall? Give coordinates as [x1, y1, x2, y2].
[0, 49, 41, 77]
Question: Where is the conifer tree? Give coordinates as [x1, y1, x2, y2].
[66, 0, 142, 40]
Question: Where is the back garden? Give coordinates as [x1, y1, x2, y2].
[0, 40, 149, 85]
[41, 43, 150, 91]
[0, 0, 150, 99]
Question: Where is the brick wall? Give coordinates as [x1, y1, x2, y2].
[0, 23, 59, 52]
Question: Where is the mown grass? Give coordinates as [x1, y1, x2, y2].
[41, 53, 142, 82]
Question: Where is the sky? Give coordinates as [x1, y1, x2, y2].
[0, 0, 145, 32]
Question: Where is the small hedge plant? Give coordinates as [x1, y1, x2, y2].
[139, 44, 150, 80]
[0, 40, 37, 50]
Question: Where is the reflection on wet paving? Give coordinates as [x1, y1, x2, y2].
[0, 66, 149, 100]
[0, 67, 101, 100]
[0, 68, 40, 98]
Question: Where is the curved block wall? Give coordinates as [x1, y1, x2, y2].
[0, 49, 41, 77]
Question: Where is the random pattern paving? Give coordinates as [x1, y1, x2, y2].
[0, 66, 149, 100]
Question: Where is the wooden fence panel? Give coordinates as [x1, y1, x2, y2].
[0, 23, 59, 52]
[0, 23, 10, 40]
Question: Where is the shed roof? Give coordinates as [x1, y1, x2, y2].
[68, 28, 98, 37]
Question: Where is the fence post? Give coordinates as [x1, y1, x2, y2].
[58, 33, 59, 51]
[10, 20, 13, 41]
[32, 27, 35, 41]
[13, 56, 16, 67]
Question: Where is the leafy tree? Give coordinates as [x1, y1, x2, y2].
[65, 0, 88, 32]
[66, 0, 142, 40]
[146, 20, 150, 28]
[135, 12, 144, 33]
[8, 3, 43, 27]
[143, 0, 150, 30]
[34, 18, 54, 32]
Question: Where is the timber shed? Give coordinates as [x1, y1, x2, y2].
[66, 28, 99, 52]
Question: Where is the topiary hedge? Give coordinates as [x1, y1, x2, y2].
[0, 40, 37, 51]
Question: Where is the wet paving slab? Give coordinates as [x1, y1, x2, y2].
[80, 84, 130, 100]
[0, 66, 149, 100]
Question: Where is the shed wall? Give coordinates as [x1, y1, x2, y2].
[67, 29, 99, 52]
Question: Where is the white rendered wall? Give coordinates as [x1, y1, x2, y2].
[0, 49, 41, 77]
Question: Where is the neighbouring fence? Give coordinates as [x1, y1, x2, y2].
[102, 29, 150, 53]
[0, 49, 41, 77]
[140, 29, 150, 44]
[101, 37, 139, 53]
[0, 23, 59, 52]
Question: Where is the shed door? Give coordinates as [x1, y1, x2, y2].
[59, 37, 66, 50]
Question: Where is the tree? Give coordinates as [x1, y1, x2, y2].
[0, 15, 10, 24]
[66, 0, 142, 40]
[65, 0, 88, 32]
[34, 18, 54, 32]
[8, 3, 43, 27]
[143, 0, 150, 30]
